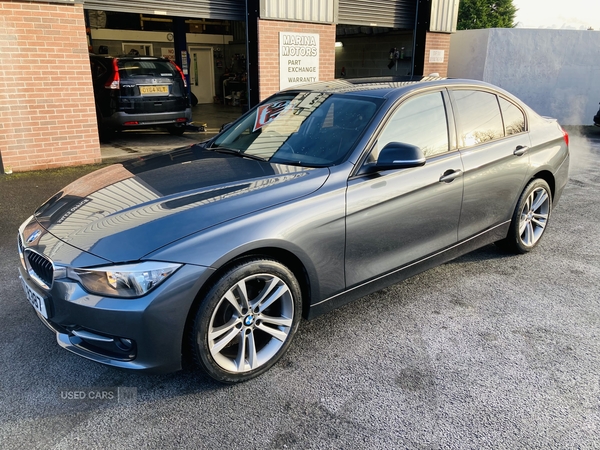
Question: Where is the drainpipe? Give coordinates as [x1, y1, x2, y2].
[413, 0, 432, 77]
[411, 0, 419, 77]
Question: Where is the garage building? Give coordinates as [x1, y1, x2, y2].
[0, 0, 458, 173]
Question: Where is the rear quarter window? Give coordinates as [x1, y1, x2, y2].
[499, 97, 526, 135]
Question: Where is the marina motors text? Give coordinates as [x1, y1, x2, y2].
[281, 34, 318, 57]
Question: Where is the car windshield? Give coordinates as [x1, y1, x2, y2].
[209, 92, 382, 167]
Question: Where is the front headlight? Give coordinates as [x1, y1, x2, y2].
[68, 261, 181, 298]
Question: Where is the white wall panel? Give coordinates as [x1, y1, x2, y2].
[430, 0, 459, 33]
[261, 0, 335, 24]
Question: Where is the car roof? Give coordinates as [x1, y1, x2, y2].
[89, 54, 169, 62]
[284, 77, 502, 100]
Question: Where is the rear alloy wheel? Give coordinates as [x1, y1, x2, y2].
[497, 179, 552, 254]
[191, 258, 301, 383]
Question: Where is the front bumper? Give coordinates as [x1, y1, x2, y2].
[19, 262, 214, 374]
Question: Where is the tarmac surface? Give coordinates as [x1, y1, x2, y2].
[0, 126, 599, 449]
[100, 102, 243, 162]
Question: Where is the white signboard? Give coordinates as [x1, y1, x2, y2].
[279, 32, 319, 90]
[429, 50, 445, 63]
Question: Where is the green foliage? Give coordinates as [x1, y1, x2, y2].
[457, 0, 518, 30]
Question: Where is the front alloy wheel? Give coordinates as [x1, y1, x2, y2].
[191, 258, 301, 383]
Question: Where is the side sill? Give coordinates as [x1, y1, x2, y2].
[307, 221, 510, 319]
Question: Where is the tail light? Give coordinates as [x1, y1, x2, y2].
[170, 60, 187, 88]
[105, 59, 120, 90]
[561, 127, 569, 147]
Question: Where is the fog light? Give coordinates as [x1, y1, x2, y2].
[123, 121, 139, 126]
[116, 338, 133, 351]
[176, 118, 187, 123]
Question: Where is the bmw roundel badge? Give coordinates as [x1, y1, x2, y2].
[26, 229, 41, 244]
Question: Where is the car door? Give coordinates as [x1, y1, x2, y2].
[90, 57, 110, 118]
[345, 90, 464, 287]
[450, 89, 531, 241]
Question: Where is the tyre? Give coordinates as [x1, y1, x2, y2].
[497, 178, 552, 254]
[190, 258, 302, 383]
[168, 125, 186, 136]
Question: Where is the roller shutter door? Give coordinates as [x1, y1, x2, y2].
[338, 0, 417, 29]
[83, 0, 245, 21]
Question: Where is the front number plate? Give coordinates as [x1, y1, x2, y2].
[139, 85, 169, 95]
[20, 276, 49, 319]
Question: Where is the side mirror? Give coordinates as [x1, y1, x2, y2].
[363, 142, 426, 174]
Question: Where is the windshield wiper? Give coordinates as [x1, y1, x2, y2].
[209, 147, 268, 162]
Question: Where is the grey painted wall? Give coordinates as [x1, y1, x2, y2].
[448, 28, 600, 125]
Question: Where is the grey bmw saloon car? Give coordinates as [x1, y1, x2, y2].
[18, 78, 569, 383]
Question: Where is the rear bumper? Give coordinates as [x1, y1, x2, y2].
[105, 108, 193, 129]
[553, 150, 570, 206]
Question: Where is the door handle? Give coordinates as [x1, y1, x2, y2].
[514, 145, 529, 156]
[439, 169, 463, 183]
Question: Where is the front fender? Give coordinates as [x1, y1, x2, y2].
[146, 179, 348, 306]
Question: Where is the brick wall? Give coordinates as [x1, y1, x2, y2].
[256, 19, 335, 101]
[0, 0, 101, 173]
[423, 32, 451, 77]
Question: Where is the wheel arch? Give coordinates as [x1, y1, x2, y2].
[180, 245, 314, 364]
[231, 247, 313, 319]
[530, 170, 556, 200]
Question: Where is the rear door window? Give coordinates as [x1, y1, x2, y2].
[452, 90, 504, 148]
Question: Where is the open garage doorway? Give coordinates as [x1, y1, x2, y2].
[84, 8, 248, 139]
[335, 28, 415, 79]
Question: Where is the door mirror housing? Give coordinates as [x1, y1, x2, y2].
[362, 142, 426, 174]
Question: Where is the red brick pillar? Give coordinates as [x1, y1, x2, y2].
[422, 32, 451, 77]
[0, 1, 101, 172]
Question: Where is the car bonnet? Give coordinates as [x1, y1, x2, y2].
[29, 145, 329, 263]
